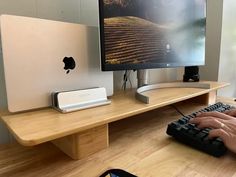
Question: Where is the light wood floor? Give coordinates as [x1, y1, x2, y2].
[1, 102, 236, 177]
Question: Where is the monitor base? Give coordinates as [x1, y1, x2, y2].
[135, 82, 211, 104]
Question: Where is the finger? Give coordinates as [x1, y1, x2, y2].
[189, 117, 201, 124]
[224, 110, 230, 114]
[189, 116, 224, 125]
[196, 119, 225, 129]
[189, 117, 221, 129]
[197, 112, 231, 120]
[224, 110, 236, 116]
[224, 110, 232, 114]
[208, 129, 229, 142]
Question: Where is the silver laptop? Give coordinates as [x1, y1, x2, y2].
[0, 15, 113, 112]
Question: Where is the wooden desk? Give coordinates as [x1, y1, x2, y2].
[1, 101, 236, 177]
[0, 81, 229, 159]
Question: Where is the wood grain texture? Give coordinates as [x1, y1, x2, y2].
[188, 90, 217, 105]
[52, 124, 109, 160]
[1, 101, 236, 177]
[0, 81, 229, 146]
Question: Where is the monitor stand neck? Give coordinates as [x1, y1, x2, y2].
[137, 69, 149, 87]
[135, 69, 210, 104]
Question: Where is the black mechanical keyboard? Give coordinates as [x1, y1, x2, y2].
[166, 102, 234, 157]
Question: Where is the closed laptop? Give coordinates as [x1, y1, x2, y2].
[0, 15, 113, 112]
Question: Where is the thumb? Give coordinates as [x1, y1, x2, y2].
[208, 129, 229, 143]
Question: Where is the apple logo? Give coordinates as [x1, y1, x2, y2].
[63, 57, 76, 74]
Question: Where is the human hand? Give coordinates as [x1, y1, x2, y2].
[189, 111, 236, 153]
[224, 108, 236, 117]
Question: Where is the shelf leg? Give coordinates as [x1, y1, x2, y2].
[191, 91, 217, 105]
[51, 124, 109, 160]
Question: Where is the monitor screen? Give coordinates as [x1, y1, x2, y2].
[99, 0, 206, 71]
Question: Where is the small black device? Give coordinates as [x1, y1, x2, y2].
[183, 66, 200, 82]
[166, 102, 234, 157]
[99, 169, 137, 177]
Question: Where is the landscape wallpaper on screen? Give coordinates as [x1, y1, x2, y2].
[102, 0, 206, 66]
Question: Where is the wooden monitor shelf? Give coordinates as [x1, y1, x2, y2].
[0, 81, 229, 159]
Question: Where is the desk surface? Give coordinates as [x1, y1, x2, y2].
[0, 81, 229, 146]
[1, 101, 236, 177]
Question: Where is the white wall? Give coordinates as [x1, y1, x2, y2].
[0, 0, 223, 144]
[200, 0, 223, 81]
[218, 0, 236, 98]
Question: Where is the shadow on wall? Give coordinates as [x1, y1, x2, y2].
[0, 46, 7, 109]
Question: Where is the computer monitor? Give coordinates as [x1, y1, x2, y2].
[98, 0, 206, 71]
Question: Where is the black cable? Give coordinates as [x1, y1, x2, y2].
[122, 70, 133, 90]
[127, 70, 132, 89]
[122, 70, 128, 90]
[171, 105, 186, 117]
